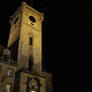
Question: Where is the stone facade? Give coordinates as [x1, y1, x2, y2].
[8, 2, 43, 72]
[0, 2, 52, 92]
[0, 48, 17, 92]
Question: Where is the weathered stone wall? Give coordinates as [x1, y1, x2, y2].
[0, 62, 17, 92]
[19, 72, 46, 92]
[18, 3, 44, 72]
[8, 2, 44, 72]
[8, 7, 22, 48]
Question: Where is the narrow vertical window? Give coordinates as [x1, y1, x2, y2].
[28, 57, 33, 71]
[29, 37, 33, 46]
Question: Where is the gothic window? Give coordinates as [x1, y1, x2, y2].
[8, 69, 13, 77]
[29, 37, 33, 46]
[3, 54, 9, 62]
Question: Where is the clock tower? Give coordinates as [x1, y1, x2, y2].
[8, 2, 44, 72]
[0, 1, 53, 92]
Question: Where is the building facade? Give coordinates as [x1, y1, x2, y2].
[0, 2, 52, 92]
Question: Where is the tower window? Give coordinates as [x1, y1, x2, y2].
[28, 57, 33, 71]
[29, 37, 33, 46]
[14, 17, 18, 24]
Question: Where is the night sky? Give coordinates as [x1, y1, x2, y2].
[2, 0, 92, 91]
[61, 1, 92, 90]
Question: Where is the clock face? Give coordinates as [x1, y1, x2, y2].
[29, 16, 36, 23]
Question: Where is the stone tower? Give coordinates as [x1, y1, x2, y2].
[8, 2, 44, 72]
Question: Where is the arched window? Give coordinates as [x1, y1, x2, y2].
[29, 37, 33, 46]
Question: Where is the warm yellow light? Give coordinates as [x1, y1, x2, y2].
[31, 91, 36, 92]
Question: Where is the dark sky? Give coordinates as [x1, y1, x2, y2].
[61, 1, 92, 90]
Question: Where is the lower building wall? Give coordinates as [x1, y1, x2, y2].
[42, 72, 53, 92]
[40, 78, 46, 92]
[0, 62, 17, 92]
[18, 72, 47, 92]
[0, 68, 53, 92]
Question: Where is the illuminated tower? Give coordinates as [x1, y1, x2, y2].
[8, 2, 44, 72]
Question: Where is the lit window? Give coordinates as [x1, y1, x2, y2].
[5, 84, 12, 92]
[8, 69, 13, 77]
[29, 37, 33, 46]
